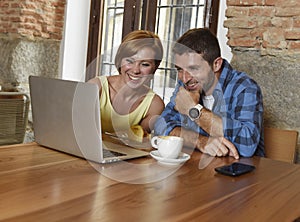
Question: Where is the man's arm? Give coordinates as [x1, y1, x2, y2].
[169, 127, 239, 159]
[174, 86, 223, 137]
[169, 126, 203, 148]
[173, 86, 239, 159]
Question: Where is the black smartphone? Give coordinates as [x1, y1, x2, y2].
[215, 162, 255, 177]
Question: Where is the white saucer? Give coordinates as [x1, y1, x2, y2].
[150, 150, 190, 166]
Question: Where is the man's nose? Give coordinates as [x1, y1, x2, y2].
[182, 70, 192, 83]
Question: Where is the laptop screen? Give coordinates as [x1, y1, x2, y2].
[29, 76, 104, 162]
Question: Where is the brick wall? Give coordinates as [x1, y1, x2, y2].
[225, 0, 300, 54]
[0, 0, 65, 40]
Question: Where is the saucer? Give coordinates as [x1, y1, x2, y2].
[150, 150, 190, 166]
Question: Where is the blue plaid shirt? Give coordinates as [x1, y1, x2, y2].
[154, 59, 264, 157]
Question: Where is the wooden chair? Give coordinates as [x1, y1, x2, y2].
[264, 127, 299, 163]
[0, 92, 30, 145]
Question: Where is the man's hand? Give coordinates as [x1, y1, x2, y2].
[197, 136, 239, 159]
[175, 86, 200, 115]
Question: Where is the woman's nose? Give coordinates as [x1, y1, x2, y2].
[132, 62, 141, 74]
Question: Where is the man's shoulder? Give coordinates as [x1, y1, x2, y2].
[222, 63, 260, 88]
[220, 66, 262, 98]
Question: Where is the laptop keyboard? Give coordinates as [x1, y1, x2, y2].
[103, 149, 126, 158]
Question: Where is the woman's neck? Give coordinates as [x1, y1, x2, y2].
[108, 75, 149, 114]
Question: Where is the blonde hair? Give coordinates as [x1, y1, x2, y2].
[114, 30, 163, 72]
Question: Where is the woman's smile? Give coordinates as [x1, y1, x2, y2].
[127, 73, 143, 81]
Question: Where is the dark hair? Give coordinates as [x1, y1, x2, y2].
[114, 30, 163, 72]
[172, 28, 221, 66]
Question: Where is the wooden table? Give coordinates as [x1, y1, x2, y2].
[1, 142, 300, 222]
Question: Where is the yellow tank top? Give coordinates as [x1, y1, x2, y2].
[98, 76, 155, 133]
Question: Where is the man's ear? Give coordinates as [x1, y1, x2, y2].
[213, 57, 223, 72]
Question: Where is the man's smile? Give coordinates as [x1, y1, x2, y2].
[184, 80, 200, 91]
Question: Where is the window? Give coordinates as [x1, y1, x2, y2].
[86, 0, 219, 102]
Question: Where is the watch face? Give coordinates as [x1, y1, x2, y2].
[189, 107, 200, 119]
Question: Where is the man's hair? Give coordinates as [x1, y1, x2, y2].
[172, 28, 221, 66]
[114, 30, 163, 72]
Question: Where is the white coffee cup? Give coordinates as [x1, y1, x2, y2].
[151, 136, 183, 159]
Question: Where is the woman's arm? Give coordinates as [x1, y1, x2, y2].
[140, 94, 165, 133]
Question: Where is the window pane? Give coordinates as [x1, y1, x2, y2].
[100, 0, 125, 76]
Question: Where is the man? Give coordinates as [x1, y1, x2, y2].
[154, 28, 264, 159]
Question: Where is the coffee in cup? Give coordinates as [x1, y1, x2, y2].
[151, 136, 183, 159]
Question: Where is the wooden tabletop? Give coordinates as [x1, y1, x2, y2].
[1, 142, 300, 222]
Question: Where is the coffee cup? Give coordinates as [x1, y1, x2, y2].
[151, 136, 183, 159]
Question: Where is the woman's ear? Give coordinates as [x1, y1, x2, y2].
[213, 57, 223, 72]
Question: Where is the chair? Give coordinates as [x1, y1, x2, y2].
[264, 127, 299, 163]
[0, 92, 30, 145]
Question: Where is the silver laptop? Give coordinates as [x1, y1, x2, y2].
[29, 75, 149, 163]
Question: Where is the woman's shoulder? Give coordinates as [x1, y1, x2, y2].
[88, 75, 107, 82]
[89, 75, 117, 87]
[147, 89, 165, 110]
[87, 76, 101, 88]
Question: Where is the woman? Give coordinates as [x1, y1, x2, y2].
[88, 30, 165, 135]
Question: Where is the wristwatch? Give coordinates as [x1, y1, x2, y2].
[188, 104, 203, 121]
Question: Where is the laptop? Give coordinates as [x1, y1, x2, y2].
[29, 75, 149, 163]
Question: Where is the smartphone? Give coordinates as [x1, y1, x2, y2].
[215, 162, 255, 177]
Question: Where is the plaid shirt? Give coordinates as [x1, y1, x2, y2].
[154, 59, 264, 157]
